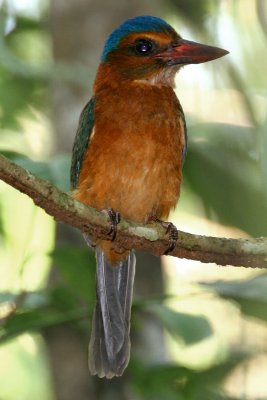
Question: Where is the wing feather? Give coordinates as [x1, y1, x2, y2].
[70, 97, 96, 189]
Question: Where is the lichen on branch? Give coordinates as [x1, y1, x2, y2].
[0, 153, 266, 268]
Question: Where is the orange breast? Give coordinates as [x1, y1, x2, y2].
[75, 82, 185, 224]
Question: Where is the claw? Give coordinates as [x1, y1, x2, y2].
[149, 216, 178, 254]
[164, 222, 178, 254]
[102, 208, 121, 241]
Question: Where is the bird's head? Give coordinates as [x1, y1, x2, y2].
[98, 16, 228, 87]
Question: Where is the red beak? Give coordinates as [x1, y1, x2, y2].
[156, 38, 229, 66]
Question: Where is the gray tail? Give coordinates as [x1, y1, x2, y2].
[88, 247, 136, 378]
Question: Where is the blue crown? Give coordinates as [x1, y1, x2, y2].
[101, 16, 174, 62]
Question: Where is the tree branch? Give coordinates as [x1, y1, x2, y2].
[0, 154, 266, 268]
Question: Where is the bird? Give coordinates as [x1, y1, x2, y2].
[70, 15, 228, 379]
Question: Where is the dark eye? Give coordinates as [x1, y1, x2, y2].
[134, 39, 154, 55]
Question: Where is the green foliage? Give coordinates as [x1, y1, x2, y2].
[131, 355, 246, 400]
[1, 0, 267, 398]
[0, 302, 87, 344]
[15, 154, 71, 191]
[201, 273, 267, 321]
[0, 71, 45, 130]
[184, 123, 267, 236]
[0, 12, 48, 130]
[165, 0, 214, 31]
[0, 245, 96, 344]
[146, 304, 212, 345]
[52, 246, 96, 303]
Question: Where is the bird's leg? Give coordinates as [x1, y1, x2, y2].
[101, 208, 121, 241]
[148, 216, 178, 254]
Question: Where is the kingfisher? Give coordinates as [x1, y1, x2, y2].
[70, 15, 228, 379]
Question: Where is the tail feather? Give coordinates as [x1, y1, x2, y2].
[88, 246, 136, 378]
[117, 251, 136, 319]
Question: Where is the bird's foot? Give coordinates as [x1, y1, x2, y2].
[149, 216, 178, 254]
[101, 208, 121, 241]
[163, 221, 178, 254]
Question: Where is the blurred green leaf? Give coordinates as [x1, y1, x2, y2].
[0, 291, 47, 308]
[259, 120, 267, 198]
[201, 273, 267, 321]
[0, 13, 89, 87]
[226, 64, 258, 127]
[131, 362, 190, 400]
[0, 150, 27, 160]
[131, 353, 245, 400]
[146, 304, 212, 345]
[184, 354, 247, 400]
[165, 0, 214, 32]
[52, 246, 96, 303]
[0, 12, 48, 129]
[9, 16, 42, 32]
[0, 307, 87, 344]
[202, 273, 267, 302]
[50, 286, 81, 311]
[256, 0, 267, 39]
[0, 200, 4, 238]
[0, 71, 45, 129]
[13, 155, 71, 191]
[184, 122, 267, 236]
[0, 281, 93, 344]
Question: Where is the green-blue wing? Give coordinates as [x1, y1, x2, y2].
[177, 102, 187, 166]
[70, 97, 96, 189]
